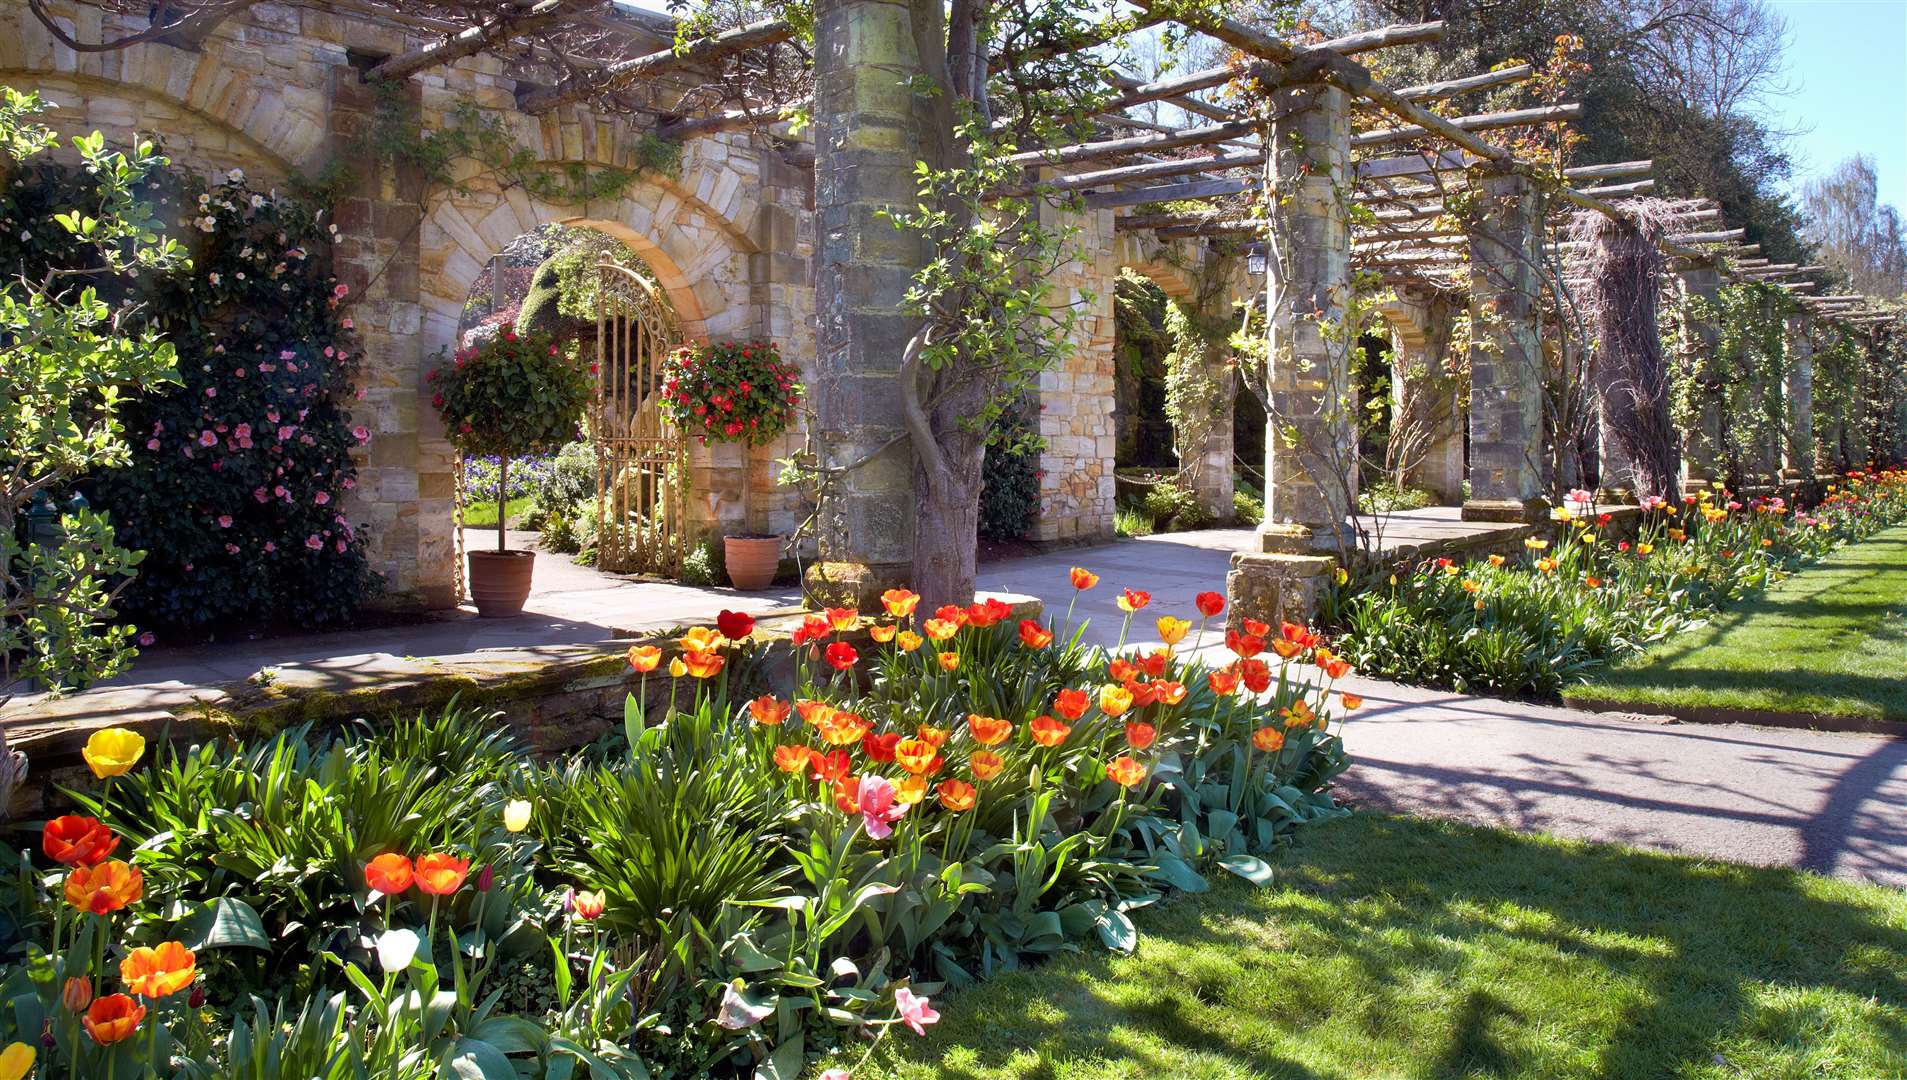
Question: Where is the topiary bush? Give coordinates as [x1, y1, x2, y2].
[0, 159, 381, 635]
[978, 401, 1043, 541]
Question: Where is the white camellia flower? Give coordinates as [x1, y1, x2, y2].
[374, 928, 420, 975]
[227, 168, 245, 183]
[503, 799, 532, 833]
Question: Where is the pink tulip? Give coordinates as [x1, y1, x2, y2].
[853, 775, 908, 840]
[893, 987, 939, 1035]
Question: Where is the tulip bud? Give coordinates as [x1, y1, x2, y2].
[62, 976, 93, 1012]
[41, 1019, 56, 1048]
[188, 984, 206, 1009]
[476, 864, 494, 892]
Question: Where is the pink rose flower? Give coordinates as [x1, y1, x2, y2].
[218, 515, 233, 529]
[314, 492, 330, 505]
[306, 535, 323, 550]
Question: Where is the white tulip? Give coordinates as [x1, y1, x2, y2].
[503, 799, 532, 833]
[375, 928, 420, 975]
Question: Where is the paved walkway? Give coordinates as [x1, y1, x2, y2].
[973, 528, 1907, 889]
[11, 524, 1903, 888]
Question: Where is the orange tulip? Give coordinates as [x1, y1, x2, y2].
[933, 605, 971, 627]
[1069, 567, 1099, 590]
[1029, 715, 1071, 747]
[774, 745, 813, 774]
[1105, 756, 1147, 788]
[120, 941, 196, 998]
[413, 853, 470, 896]
[43, 815, 119, 868]
[1238, 658, 1272, 694]
[1280, 699, 1317, 730]
[968, 751, 1004, 781]
[818, 711, 871, 746]
[924, 618, 960, 641]
[626, 645, 662, 673]
[1125, 680, 1159, 709]
[966, 598, 1012, 628]
[881, 589, 921, 617]
[938, 651, 961, 673]
[1315, 651, 1352, 680]
[749, 695, 791, 726]
[916, 723, 951, 748]
[570, 889, 607, 921]
[1487, 554, 1506, 567]
[1124, 721, 1156, 751]
[966, 714, 1012, 746]
[796, 699, 835, 726]
[82, 994, 144, 1045]
[1116, 589, 1151, 613]
[895, 738, 938, 775]
[869, 623, 898, 643]
[1209, 669, 1241, 695]
[1153, 680, 1187, 706]
[679, 627, 724, 654]
[1252, 727, 1286, 752]
[1017, 619, 1054, 649]
[895, 630, 923, 652]
[1053, 687, 1090, 721]
[1098, 685, 1134, 718]
[810, 750, 853, 783]
[1108, 658, 1139, 683]
[365, 853, 413, 895]
[826, 607, 859, 632]
[65, 860, 142, 914]
[895, 775, 930, 805]
[62, 976, 92, 1012]
[682, 651, 727, 679]
[937, 779, 977, 811]
[1341, 693, 1364, 711]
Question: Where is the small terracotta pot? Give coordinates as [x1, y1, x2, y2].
[468, 549, 535, 617]
[724, 535, 782, 591]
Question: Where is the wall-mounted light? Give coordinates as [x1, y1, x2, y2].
[1247, 252, 1268, 276]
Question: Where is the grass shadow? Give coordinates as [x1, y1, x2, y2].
[870, 814, 1907, 1079]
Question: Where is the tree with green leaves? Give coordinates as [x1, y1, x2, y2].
[1, 89, 186, 704]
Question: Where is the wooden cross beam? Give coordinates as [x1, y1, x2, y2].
[365, 0, 602, 82]
[518, 18, 794, 113]
[1350, 102, 1583, 150]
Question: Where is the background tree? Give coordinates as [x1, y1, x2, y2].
[1800, 156, 1907, 301]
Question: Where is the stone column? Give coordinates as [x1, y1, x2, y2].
[805, 0, 932, 601]
[1258, 78, 1356, 553]
[1594, 355, 1637, 499]
[1782, 314, 1814, 480]
[1378, 286, 1463, 505]
[1460, 166, 1548, 522]
[1677, 264, 1724, 486]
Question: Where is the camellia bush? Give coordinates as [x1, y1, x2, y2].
[0, 108, 379, 639]
[657, 340, 802, 446]
[1326, 469, 1907, 697]
[0, 572, 1359, 1078]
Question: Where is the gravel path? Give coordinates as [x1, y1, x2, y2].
[976, 530, 1907, 888]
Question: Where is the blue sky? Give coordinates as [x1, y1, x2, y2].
[1766, 0, 1907, 214]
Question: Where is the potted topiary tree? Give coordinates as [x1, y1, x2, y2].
[657, 339, 802, 589]
[430, 329, 592, 616]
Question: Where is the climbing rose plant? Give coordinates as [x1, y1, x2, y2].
[657, 339, 801, 446]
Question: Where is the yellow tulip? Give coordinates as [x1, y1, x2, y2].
[83, 728, 145, 779]
[0, 1042, 34, 1080]
[1155, 616, 1190, 645]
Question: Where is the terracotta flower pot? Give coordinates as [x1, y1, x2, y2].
[468, 549, 535, 617]
[724, 535, 782, 591]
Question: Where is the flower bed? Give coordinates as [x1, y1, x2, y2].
[0, 572, 1360, 1078]
[1325, 470, 1907, 698]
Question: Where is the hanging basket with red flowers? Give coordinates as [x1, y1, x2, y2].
[657, 340, 801, 447]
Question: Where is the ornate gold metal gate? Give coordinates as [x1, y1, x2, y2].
[593, 261, 686, 575]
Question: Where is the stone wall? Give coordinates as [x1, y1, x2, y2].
[5, 0, 814, 605]
[1034, 199, 1120, 543]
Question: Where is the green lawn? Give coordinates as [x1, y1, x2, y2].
[1563, 525, 1907, 725]
[850, 815, 1907, 1080]
[461, 495, 533, 528]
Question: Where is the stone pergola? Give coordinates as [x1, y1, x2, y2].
[10, 0, 1906, 621]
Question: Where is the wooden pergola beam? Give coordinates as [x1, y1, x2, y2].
[1007, 150, 1266, 198]
[1084, 177, 1256, 208]
[1392, 64, 1533, 102]
[1350, 102, 1583, 150]
[517, 18, 794, 113]
[1006, 119, 1257, 167]
[365, 0, 601, 82]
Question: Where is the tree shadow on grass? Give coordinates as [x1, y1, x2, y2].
[889, 814, 1907, 1080]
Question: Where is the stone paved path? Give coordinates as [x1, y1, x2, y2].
[974, 529, 1907, 888]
